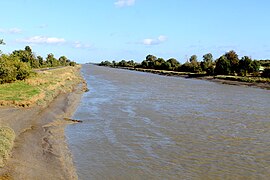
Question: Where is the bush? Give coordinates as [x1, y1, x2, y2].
[262, 68, 270, 78]
[15, 61, 31, 80]
[0, 55, 32, 83]
[0, 56, 17, 83]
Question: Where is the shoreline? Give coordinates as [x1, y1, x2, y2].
[0, 70, 86, 179]
[111, 66, 270, 90]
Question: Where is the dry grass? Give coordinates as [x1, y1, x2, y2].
[0, 65, 82, 107]
[0, 127, 15, 168]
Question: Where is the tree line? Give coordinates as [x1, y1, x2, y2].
[0, 39, 76, 84]
[100, 50, 270, 78]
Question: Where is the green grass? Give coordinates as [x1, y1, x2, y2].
[0, 65, 82, 107]
[0, 82, 40, 101]
[0, 127, 15, 167]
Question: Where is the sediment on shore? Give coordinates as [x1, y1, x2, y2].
[0, 66, 87, 180]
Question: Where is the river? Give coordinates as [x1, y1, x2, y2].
[66, 64, 270, 180]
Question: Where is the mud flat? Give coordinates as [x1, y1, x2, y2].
[0, 67, 86, 180]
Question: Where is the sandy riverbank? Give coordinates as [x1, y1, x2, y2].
[0, 76, 86, 179]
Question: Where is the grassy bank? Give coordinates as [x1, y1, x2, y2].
[214, 75, 270, 83]
[0, 65, 83, 107]
[0, 127, 15, 168]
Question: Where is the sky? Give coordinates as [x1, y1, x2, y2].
[1, 0, 270, 63]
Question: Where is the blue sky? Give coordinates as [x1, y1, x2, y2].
[1, 0, 270, 63]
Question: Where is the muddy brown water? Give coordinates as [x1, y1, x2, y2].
[66, 64, 270, 180]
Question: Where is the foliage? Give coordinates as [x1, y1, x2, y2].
[262, 68, 270, 78]
[225, 50, 239, 74]
[215, 55, 231, 75]
[0, 41, 77, 84]
[99, 50, 268, 79]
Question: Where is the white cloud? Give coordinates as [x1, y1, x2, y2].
[17, 36, 66, 44]
[142, 35, 167, 45]
[0, 28, 22, 34]
[158, 35, 167, 42]
[115, 0, 135, 7]
[143, 39, 155, 45]
[74, 41, 91, 49]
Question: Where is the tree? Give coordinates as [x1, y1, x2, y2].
[250, 60, 260, 74]
[46, 53, 59, 67]
[239, 56, 252, 76]
[153, 58, 165, 69]
[145, 55, 157, 69]
[225, 50, 239, 74]
[201, 53, 213, 70]
[189, 55, 201, 72]
[167, 58, 180, 71]
[141, 60, 148, 68]
[37, 56, 45, 67]
[59, 56, 68, 66]
[215, 55, 231, 75]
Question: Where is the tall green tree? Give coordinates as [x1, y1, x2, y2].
[201, 53, 214, 75]
[215, 55, 231, 75]
[167, 58, 180, 71]
[46, 53, 59, 67]
[59, 56, 68, 66]
[225, 50, 239, 74]
[189, 55, 201, 72]
[145, 55, 157, 69]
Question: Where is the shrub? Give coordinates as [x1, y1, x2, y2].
[15, 61, 31, 80]
[0, 56, 17, 83]
[262, 68, 270, 78]
[0, 55, 32, 83]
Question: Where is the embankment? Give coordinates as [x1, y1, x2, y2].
[0, 66, 87, 180]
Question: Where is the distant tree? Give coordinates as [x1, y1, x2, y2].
[225, 50, 239, 74]
[118, 60, 127, 67]
[154, 58, 165, 69]
[145, 55, 157, 69]
[112, 60, 116, 67]
[250, 60, 260, 74]
[262, 68, 270, 78]
[189, 55, 201, 72]
[167, 58, 180, 71]
[238, 56, 252, 76]
[46, 53, 59, 67]
[100, 61, 112, 66]
[141, 60, 149, 68]
[59, 56, 68, 66]
[179, 61, 192, 72]
[37, 56, 45, 67]
[215, 55, 231, 75]
[201, 53, 213, 72]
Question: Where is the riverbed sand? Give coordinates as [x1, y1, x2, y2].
[0, 83, 85, 179]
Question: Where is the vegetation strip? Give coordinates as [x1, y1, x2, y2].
[100, 51, 270, 81]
